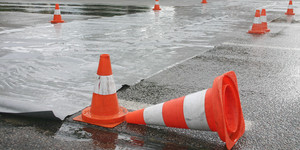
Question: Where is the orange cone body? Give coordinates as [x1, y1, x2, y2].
[248, 10, 266, 34]
[73, 54, 128, 128]
[153, 0, 161, 10]
[51, 4, 64, 24]
[285, 0, 295, 15]
[261, 9, 270, 32]
[202, 0, 207, 4]
[126, 71, 245, 149]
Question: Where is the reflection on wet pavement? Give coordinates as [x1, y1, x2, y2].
[0, 2, 149, 17]
[55, 120, 195, 150]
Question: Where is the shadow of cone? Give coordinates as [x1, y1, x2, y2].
[73, 54, 128, 128]
[125, 71, 245, 149]
[261, 9, 270, 32]
[285, 0, 295, 15]
[248, 10, 266, 34]
[51, 4, 64, 24]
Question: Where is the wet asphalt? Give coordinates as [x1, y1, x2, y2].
[0, 0, 300, 149]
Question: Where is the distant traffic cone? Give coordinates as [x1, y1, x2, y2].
[248, 10, 266, 34]
[285, 0, 295, 15]
[153, 0, 161, 11]
[51, 4, 64, 24]
[202, 0, 207, 4]
[261, 9, 270, 32]
[126, 71, 245, 150]
[73, 54, 128, 128]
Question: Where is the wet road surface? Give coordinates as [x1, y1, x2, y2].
[0, 0, 299, 149]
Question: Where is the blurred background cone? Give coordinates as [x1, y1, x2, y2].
[248, 10, 266, 34]
[73, 54, 128, 128]
[261, 9, 270, 32]
[153, 0, 161, 10]
[285, 0, 295, 15]
[125, 71, 245, 149]
[51, 4, 64, 24]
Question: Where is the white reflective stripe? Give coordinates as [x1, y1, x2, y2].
[54, 9, 61, 15]
[183, 90, 210, 130]
[144, 103, 165, 126]
[261, 16, 267, 22]
[155, 1, 159, 4]
[253, 17, 261, 24]
[288, 5, 293, 9]
[93, 75, 116, 95]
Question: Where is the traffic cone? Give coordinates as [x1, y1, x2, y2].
[202, 0, 207, 4]
[248, 10, 266, 34]
[261, 9, 270, 32]
[51, 4, 64, 24]
[285, 0, 295, 15]
[73, 54, 128, 128]
[125, 71, 245, 150]
[153, 0, 161, 11]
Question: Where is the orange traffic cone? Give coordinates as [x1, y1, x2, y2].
[202, 0, 207, 4]
[73, 54, 128, 128]
[126, 71, 245, 150]
[248, 10, 265, 34]
[261, 9, 270, 32]
[285, 0, 295, 15]
[153, 0, 161, 11]
[51, 4, 64, 24]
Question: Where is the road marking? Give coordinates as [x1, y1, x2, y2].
[119, 99, 253, 131]
[223, 42, 300, 51]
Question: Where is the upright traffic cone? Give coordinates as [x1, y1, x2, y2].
[153, 0, 161, 11]
[126, 71, 245, 150]
[248, 10, 265, 34]
[73, 54, 128, 128]
[202, 0, 207, 4]
[285, 0, 295, 15]
[51, 4, 64, 24]
[261, 9, 270, 32]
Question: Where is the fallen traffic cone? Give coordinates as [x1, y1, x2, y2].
[73, 54, 128, 128]
[202, 0, 207, 4]
[153, 0, 161, 11]
[285, 0, 295, 15]
[126, 71, 245, 150]
[261, 9, 270, 32]
[248, 10, 266, 34]
[51, 4, 64, 24]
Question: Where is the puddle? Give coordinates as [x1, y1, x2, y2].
[0, 113, 62, 136]
[270, 16, 299, 23]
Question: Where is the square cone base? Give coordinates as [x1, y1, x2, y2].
[248, 30, 265, 34]
[73, 106, 128, 128]
[51, 20, 65, 24]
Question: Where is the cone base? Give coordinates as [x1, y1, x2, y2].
[153, 8, 161, 10]
[73, 106, 128, 128]
[265, 29, 270, 32]
[285, 12, 295, 15]
[51, 20, 65, 24]
[248, 30, 266, 34]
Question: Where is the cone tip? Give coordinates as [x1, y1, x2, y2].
[101, 54, 110, 58]
[97, 54, 113, 76]
[255, 10, 261, 17]
[125, 109, 146, 125]
[261, 9, 266, 16]
[55, 4, 59, 9]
